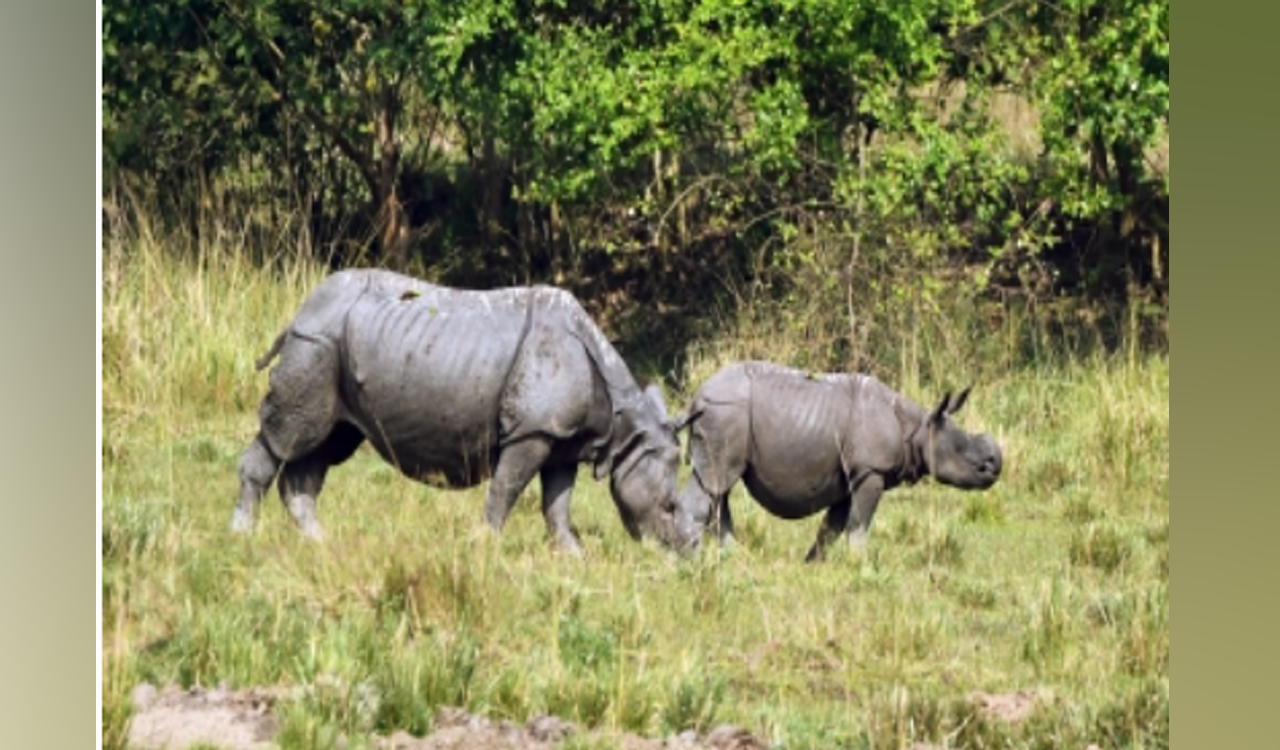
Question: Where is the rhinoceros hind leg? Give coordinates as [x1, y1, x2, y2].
[804, 474, 885, 562]
[540, 464, 584, 555]
[277, 423, 366, 541]
[804, 497, 852, 563]
[282, 491, 323, 540]
[255, 336, 344, 461]
[278, 453, 326, 539]
[235, 336, 349, 536]
[231, 434, 280, 534]
[484, 437, 553, 535]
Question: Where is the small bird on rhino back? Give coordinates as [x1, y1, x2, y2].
[676, 360, 1003, 561]
[231, 268, 704, 556]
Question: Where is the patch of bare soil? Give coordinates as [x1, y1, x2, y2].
[126, 683, 770, 750]
[128, 682, 291, 750]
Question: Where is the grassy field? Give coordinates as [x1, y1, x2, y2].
[102, 224, 1169, 749]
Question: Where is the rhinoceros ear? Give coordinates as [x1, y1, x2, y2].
[947, 386, 972, 415]
[672, 406, 704, 433]
[599, 429, 647, 481]
[643, 383, 670, 422]
[931, 391, 952, 424]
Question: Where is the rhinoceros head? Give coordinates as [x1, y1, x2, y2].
[909, 387, 1003, 489]
[598, 384, 703, 554]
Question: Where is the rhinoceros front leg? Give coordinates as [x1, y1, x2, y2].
[484, 437, 553, 536]
[694, 480, 735, 547]
[712, 492, 737, 547]
[677, 476, 730, 547]
[846, 473, 886, 553]
[684, 413, 746, 548]
[540, 464, 584, 555]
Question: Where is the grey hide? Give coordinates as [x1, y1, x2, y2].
[677, 361, 1003, 561]
[231, 269, 701, 555]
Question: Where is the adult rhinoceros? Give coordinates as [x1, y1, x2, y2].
[677, 361, 1003, 561]
[231, 269, 702, 555]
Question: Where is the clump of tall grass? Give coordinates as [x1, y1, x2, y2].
[103, 187, 329, 426]
[1070, 522, 1136, 574]
[101, 649, 136, 750]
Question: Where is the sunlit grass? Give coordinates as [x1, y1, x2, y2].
[102, 204, 1168, 749]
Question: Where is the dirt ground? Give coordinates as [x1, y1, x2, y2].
[128, 683, 285, 750]
[126, 682, 1077, 750]
[126, 682, 770, 750]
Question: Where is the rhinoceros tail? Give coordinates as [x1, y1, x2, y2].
[254, 330, 288, 372]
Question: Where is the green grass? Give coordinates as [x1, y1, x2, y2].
[102, 216, 1169, 749]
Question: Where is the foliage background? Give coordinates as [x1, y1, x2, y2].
[104, 0, 1169, 380]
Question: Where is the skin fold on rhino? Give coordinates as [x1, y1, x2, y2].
[231, 269, 702, 555]
[677, 361, 1003, 561]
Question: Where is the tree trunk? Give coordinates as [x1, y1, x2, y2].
[550, 200, 561, 269]
[674, 156, 687, 251]
[482, 129, 502, 253]
[376, 82, 410, 271]
[846, 103, 868, 372]
[377, 194, 410, 272]
[1089, 128, 1110, 188]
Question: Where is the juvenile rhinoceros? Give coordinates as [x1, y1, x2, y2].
[232, 268, 702, 554]
[678, 361, 1003, 561]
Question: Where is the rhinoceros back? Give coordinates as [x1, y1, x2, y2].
[337, 285, 538, 485]
[737, 365, 859, 515]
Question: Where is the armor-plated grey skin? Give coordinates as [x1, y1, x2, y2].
[678, 361, 1003, 561]
[231, 269, 701, 555]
